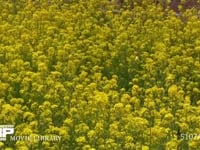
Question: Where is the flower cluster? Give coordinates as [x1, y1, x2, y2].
[0, 0, 200, 149]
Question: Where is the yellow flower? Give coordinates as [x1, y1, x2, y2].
[87, 130, 96, 140]
[124, 143, 135, 150]
[165, 139, 180, 150]
[164, 113, 174, 121]
[142, 145, 149, 150]
[64, 118, 73, 127]
[94, 91, 108, 106]
[23, 112, 35, 122]
[76, 136, 86, 145]
[114, 102, 124, 109]
[0, 142, 4, 148]
[5, 148, 13, 150]
[168, 84, 178, 98]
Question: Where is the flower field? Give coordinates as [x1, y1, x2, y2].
[0, 0, 200, 149]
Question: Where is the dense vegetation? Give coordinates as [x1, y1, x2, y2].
[0, 0, 200, 149]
